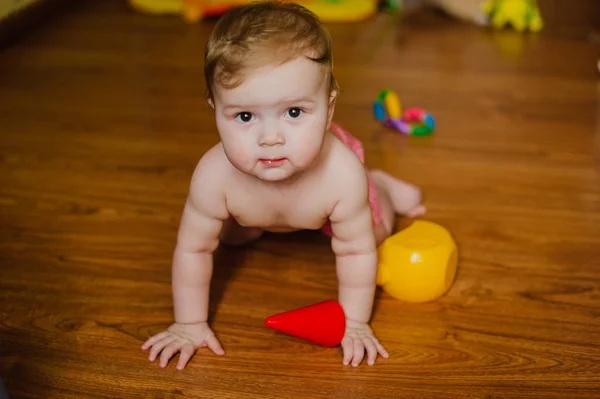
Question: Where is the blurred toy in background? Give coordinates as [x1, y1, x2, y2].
[128, 0, 378, 23]
[425, 0, 489, 25]
[481, 0, 543, 32]
[127, 0, 543, 33]
[394, 0, 544, 32]
[373, 89, 435, 136]
[299, 0, 378, 22]
[127, 0, 255, 22]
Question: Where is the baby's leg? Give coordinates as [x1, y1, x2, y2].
[220, 218, 264, 246]
[370, 169, 426, 245]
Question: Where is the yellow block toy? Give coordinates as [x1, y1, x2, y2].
[377, 220, 458, 303]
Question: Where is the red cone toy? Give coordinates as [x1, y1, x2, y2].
[264, 300, 346, 347]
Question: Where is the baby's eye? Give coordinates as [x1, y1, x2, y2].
[285, 107, 304, 119]
[235, 112, 254, 123]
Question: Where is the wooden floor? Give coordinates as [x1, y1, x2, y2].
[1, 1, 599, 398]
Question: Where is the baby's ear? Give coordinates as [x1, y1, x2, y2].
[207, 98, 215, 110]
[329, 90, 337, 107]
[326, 90, 337, 128]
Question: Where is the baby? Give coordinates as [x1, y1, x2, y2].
[142, 0, 425, 370]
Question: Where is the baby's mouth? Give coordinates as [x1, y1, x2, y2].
[259, 158, 287, 167]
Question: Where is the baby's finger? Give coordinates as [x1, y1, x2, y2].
[177, 345, 196, 370]
[351, 340, 365, 367]
[363, 337, 379, 365]
[148, 335, 178, 361]
[373, 338, 389, 358]
[341, 336, 354, 366]
[141, 331, 169, 350]
[206, 335, 225, 356]
[159, 340, 183, 368]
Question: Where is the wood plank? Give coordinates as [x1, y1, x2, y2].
[1, 1, 599, 398]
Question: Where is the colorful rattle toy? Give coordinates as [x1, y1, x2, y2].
[377, 220, 458, 303]
[373, 89, 435, 136]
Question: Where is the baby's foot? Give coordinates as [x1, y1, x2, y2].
[370, 169, 426, 218]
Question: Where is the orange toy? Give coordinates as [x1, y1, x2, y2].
[128, 0, 378, 23]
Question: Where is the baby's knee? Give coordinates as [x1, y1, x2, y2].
[374, 221, 392, 246]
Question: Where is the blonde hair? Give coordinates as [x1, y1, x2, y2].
[204, 0, 338, 101]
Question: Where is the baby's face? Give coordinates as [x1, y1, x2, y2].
[212, 56, 335, 182]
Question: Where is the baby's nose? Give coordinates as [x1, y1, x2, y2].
[259, 128, 285, 146]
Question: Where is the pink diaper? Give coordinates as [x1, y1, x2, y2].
[321, 123, 383, 236]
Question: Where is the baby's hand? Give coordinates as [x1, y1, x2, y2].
[341, 319, 389, 367]
[141, 322, 224, 370]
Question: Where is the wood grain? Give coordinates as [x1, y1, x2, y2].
[1, 1, 599, 398]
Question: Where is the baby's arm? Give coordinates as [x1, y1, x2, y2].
[142, 151, 229, 370]
[172, 188, 223, 325]
[328, 161, 389, 367]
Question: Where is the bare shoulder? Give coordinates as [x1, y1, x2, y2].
[323, 132, 370, 203]
[191, 142, 230, 183]
[323, 132, 374, 252]
[187, 143, 231, 220]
